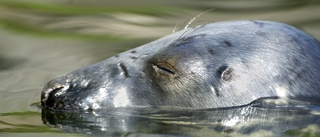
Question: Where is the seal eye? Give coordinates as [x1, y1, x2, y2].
[151, 64, 175, 75]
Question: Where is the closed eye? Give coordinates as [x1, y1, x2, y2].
[151, 64, 175, 75]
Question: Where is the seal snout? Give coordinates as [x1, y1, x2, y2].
[41, 78, 70, 109]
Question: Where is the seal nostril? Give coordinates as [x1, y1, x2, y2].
[41, 79, 69, 108]
[43, 87, 64, 108]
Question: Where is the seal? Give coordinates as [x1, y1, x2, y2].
[41, 20, 320, 110]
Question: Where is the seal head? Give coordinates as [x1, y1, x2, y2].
[41, 20, 320, 110]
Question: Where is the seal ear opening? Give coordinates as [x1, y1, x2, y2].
[217, 65, 234, 82]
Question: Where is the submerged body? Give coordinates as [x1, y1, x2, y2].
[41, 20, 320, 110]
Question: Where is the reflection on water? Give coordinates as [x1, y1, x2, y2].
[41, 100, 320, 137]
[0, 0, 320, 137]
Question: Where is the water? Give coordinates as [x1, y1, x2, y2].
[40, 103, 320, 137]
[1, 0, 320, 137]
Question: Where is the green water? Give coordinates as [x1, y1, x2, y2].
[0, 0, 320, 137]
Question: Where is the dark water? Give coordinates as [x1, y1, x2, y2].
[1, 0, 320, 137]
